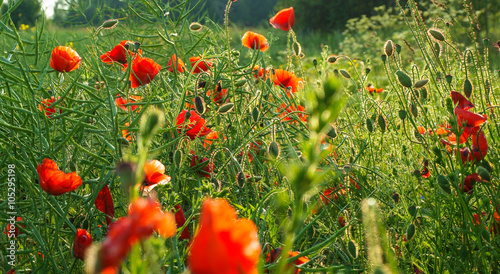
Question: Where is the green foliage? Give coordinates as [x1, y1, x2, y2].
[3, 0, 42, 27]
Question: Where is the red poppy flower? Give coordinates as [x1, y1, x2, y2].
[50, 46, 82, 73]
[421, 160, 430, 178]
[455, 108, 487, 128]
[269, 7, 295, 31]
[266, 248, 309, 274]
[338, 216, 346, 227]
[188, 198, 261, 274]
[95, 185, 115, 225]
[272, 69, 303, 94]
[101, 41, 141, 68]
[173, 204, 190, 240]
[73, 228, 92, 260]
[190, 154, 214, 178]
[204, 131, 222, 149]
[460, 173, 482, 194]
[206, 84, 228, 105]
[176, 110, 212, 140]
[366, 85, 383, 95]
[129, 56, 161, 88]
[451, 91, 474, 110]
[189, 56, 212, 73]
[98, 198, 176, 272]
[5, 217, 23, 238]
[277, 103, 308, 123]
[122, 122, 131, 141]
[115, 95, 142, 111]
[459, 127, 488, 164]
[37, 158, 82, 196]
[242, 31, 269, 52]
[253, 65, 268, 80]
[167, 54, 186, 73]
[143, 160, 171, 189]
[38, 97, 62, 118]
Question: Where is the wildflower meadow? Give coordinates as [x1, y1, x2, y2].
[1, 0, 499, 273]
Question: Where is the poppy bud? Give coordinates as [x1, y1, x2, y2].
[140, 109, 164, 141]
[414, 79, 429, 88]
[428, 28, 446, 42]
[339, 69, 351, 79]
[437, 174, 451, 194]
[377, 114, 387, 132]
[398, 109, 407, 120]
[218, 103, 234, 114]
[237, 172, 246, 184]
[476, 166, 490, 181]
[268, 141, 281, 159]
[433, 42, 442, 57]
[420, 87, 428, 100]
[327, 55, 338, 64]
[189, 22, 203, 31]
[194, 96, 206, 115]
[348, 240, 357, 258]
[234, 79, 247, 87]
[463, 79, 473, 98]
[396, 70, 412, 88]
[252, 107, 260, 122]
[445, 74, 453, 84]
[384, 40, 394, 57]
[381, 54, 387, 62]
[408, 205, 417, 217]
[293, 41, 301, 56]
[395, 43, 402, 54]
[134, 42, 141, 52]
[366, 118, 374, 133]
[101, 19, 119, 29]
[406, 223, 416, 241]
[410, 104, 418, 117]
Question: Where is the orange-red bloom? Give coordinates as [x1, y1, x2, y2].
[253, 65, 268, 80]
[129, 56, 161, 88]
[272, 69, 303, 94]
[366, 85, 383, 95]
[73, 228, 92, 260]
[189, 56, 212, 73]
[122, 122, 131, 141]
[242, 31, 269, 52]
[277, 103, 308, 123]
[188, 198, 261, 274]
[455, 108, 487, 128]
[115, 95, 142, 111]
[37, 158, 82, 196]
[206, 84, 228, 105]
[451, 91, 474, 110]
[50, 46, 82, 73]
[98, 198, 176, 273]
[459, 127, 488, 164]
[204, 131, 221, 149]
[269, 7, 295, 31]
[167, 54, 186, 73]
[266, 248, 309, 274]
[101, 41, 141, 68]
[190, 154, 214, 178]
[143, 160, 171, 189]
[95, 184, 115, 225]
[38, 97, 62, 118]
[176, 110, 212, 140]
[173, 204, 190, 240]
[421, 160, 430, 178]
[5, 217, 23, 238]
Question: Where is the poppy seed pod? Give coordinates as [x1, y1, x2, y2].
[445, 74, 453, 84]
[327, 55, 338, 64]
[384, 40, 394, 57]
[268, 141, 281, 159]
[189, 22, 203, 31]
